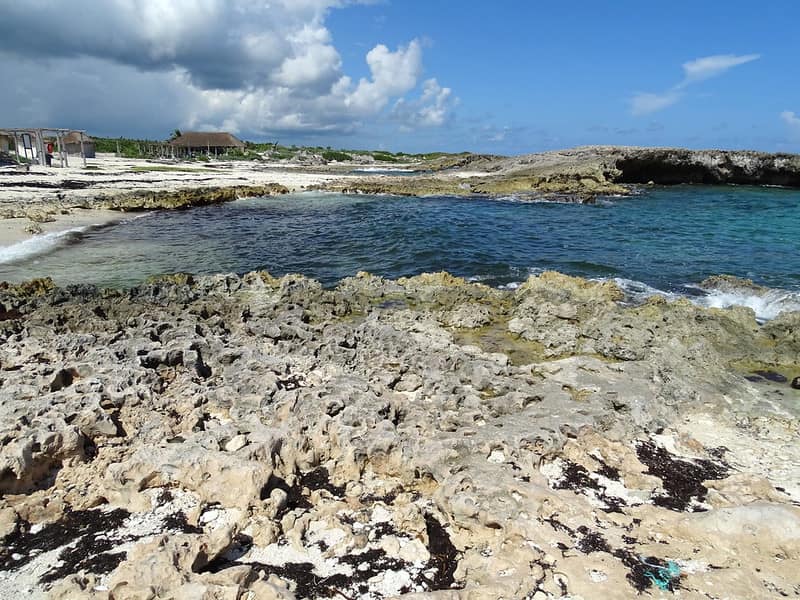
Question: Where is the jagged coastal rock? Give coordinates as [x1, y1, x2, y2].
[1, 271, 798, 598]
[98, 183, 291, 211]
[321, 146, 800, 200]
[608, 147, 800, 186]
[467, 146, 800, 188]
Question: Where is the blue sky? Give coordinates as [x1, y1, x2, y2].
[1, 0, 798, 154]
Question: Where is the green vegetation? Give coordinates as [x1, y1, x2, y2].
[93, 136, 159, 158]
[129, 165, 218, 173]
[372, 152, 401, 163]
[91, 133, 462, 165]
[321, 150, 353, 162]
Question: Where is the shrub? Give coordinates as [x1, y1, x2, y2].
[322, 150, 353, 162]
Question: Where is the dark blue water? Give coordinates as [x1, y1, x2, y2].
[1, 186, 798, 293]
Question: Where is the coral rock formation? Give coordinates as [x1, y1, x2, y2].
[0, 271, 798, 598]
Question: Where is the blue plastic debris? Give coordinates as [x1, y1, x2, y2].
[640, 558, 681, 591]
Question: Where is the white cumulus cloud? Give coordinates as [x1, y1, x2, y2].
[346, 41, 424, 113]
[392, 79, 457, 128]
[0, 0, 454, 138]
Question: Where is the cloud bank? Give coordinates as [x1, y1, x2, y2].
[631, 53, 759, 116]
[0, 0, 454, 139]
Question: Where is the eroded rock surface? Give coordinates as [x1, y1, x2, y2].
[0, 271, 798, 599]
[321, 146, 800, 200]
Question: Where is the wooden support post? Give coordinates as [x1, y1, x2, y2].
[34, 130, 43, 167]
[80, 131, 86, 167]
[60, 132, 69, 168]
[41, 131, 48, 167]
[55, 132, 63, 167]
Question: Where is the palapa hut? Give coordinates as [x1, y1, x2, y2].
[169, 131, 245, 157]
[62, 131, 95, 157]
[0, 128, 91, 167]
[41, 131, 95, 158]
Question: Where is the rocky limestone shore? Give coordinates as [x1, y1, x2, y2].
[96, 184, 291, 212]
[0, 271, 798, 599]
[0, 184, 292, 236]
[475, 146, 800, 188]
[321, 146, 800, 200]
[0, 155, 355, 242]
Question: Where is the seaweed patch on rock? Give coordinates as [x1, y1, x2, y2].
[635, 440, 728, 512]
[0, 508, 131, 581]
[540, 458, 631, 513]
[423, 512, 462, 590]
[202, 503, 463, 598]
[0, 489, 202, 589]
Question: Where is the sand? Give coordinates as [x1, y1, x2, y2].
[0, 209, 127, 247]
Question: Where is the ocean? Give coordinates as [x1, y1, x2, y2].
[1, 185, 798, 320]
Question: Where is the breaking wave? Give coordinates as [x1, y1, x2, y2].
[611, 277, 800, 322]
[693, 287, 800, 322]
[464, 272, 799, 321]
[0, 227, 90, 265]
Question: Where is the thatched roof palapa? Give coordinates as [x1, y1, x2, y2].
[169, 132, 245, 148]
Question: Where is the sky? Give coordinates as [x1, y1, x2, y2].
[1, 0, 798, 155]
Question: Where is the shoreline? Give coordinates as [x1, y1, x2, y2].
[0, 207, 128, 250]
[0, 154, 362, 249]
[2, 174, 798, 323]
[3, 145, 800, 250]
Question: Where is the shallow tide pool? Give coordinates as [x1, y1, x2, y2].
[1, 186, 798, 299]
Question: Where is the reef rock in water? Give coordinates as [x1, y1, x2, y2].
[0, 271, 798, 599]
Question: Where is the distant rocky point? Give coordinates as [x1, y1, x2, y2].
[320, 145, 800, 200]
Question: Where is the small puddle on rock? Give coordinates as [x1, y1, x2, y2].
[452, 322, 546, 366]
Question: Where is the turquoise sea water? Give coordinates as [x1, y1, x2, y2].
[1, 186, 798, 317]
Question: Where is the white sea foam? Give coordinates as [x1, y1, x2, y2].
[694, 288, 800, 322]
[611, 277, 683, 304]
[0, 227, 90, 265]
[468, 266, 543, 290]
[609, 277, 800, 322]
